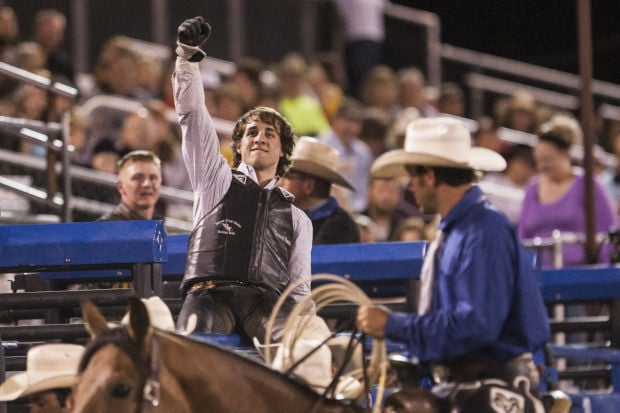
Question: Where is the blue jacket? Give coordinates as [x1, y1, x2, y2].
[385, 185, 550, 363]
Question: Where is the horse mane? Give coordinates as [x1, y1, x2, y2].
[155, 329, 335, 399]
[76, 316, 366, 412]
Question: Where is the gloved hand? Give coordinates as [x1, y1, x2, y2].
[175, 16, 211, 62]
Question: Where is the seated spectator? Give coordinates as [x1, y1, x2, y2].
[135, 55, 166, 100]
[359, 64, 400, 119]
[363, 176, 409, 242]
[212, 82, 244, 122]
[92, 37, 148, 100]
[320, 98, 374, 213]
[306, 61, 344, 122]
[518, 113, 617, 267]
[496, 90, 539, 134]
[0, 6, 20, 98]
[14, 41, 46, 73]
[230, 57, 264, 112]
[437, 81, 465, 117]
[384, 107, 420, 151]
[358, 108, 390, 159]
[97, 150, 162, 221]
[89, 137, 120, 174]
[144, 100, 190, 192]
[352, 213, 380, 243]
[389, 216, 429, 242]
[482, 144, 536, 225]
[279, 137, 360, 244]
[277, 52, 331, 137]
[473, 116, 505, 154]
[114, 108, 158, 156]
[33, 8, 73, 82]
[397, 67, 438, 117]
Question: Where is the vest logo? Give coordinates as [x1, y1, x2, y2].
[489, 386, 524, 412]
[216, 219, 242, 236]
[233, 174, 247, 185]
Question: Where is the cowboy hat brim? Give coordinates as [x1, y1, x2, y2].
[290, 159, 354, 190]
[0, 372, 78, 401]
[371, 147, 506, 178]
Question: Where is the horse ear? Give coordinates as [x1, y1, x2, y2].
[82, 301, 111, 338]
[127, 296, 150, 349]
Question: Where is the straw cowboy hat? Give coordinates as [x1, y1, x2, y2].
[289, 137, 354, 190]
[0, 343, 84, 401]
[121, 296, 196, 334]
[371, 117, 506, 178]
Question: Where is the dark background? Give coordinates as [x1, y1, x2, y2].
[396, 0, 620, 84]
[4, 0, 620, 84]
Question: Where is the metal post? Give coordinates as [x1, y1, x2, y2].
[151, 0, 168, 45]
[227, 0, 244, 62]
[425, 13, 442, 90]
[61, 111, 73, 222]
[71, 0, 89, 75]
[300, 0, 316, 62]
[577, 0, 597, 264]
[551, 229, 566, 373]
[0, 334, 5, 413]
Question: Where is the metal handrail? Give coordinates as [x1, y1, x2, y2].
[0, 174, 192, 234]
[0, 116, 62, 134]
[79, 94, 235, 137]
[0, 62, 77, 223]
[599, 103, 620, 123]
[465, 72, 580, 111]
[0, 147, 193, 206]
[0, 62, 78, 99]
[445, 115, 617, 169]
[522, 230, 610, 269]
[441, 43, 620, 101]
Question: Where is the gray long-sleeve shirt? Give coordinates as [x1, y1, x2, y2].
[172, 57, 313, 307]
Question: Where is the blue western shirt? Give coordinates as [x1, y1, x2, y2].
[385, 185, 550, 363]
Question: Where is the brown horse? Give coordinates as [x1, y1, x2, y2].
[67, 298, 369, 413]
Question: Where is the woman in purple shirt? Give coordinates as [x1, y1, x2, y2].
[518, 114, 618, 268]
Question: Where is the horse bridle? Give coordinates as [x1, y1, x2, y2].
[142, 331, 162, 412]
[138, 330, 374, 413]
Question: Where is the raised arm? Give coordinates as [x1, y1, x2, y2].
[172, 17, 232, 222]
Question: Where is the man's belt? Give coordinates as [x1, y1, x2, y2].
[432, 353, 535, 384]
[188, 280, 266, 293]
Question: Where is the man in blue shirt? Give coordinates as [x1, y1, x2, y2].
[357, 117, 550, 412]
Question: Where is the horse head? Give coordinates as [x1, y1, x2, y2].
[68, 298, 373, 413]
[67, 297, 153, 413]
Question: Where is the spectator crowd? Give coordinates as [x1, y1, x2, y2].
[1, 5, 619, 269]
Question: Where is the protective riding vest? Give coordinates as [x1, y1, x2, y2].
[181, 171, 295, 295]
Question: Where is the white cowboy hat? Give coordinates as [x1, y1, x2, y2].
[0, 343, 84, 401]
[289, 137, 354, 190]
[121, 296, 196, 334]
[371, 117, 506, 178]
[327, 335, 364, 377]
[254, 315, 333, 391]
[253, 316, 364, 399]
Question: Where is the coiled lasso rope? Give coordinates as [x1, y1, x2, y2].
[263, 273, 391, 413]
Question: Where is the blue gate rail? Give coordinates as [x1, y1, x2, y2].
[0, 220, 166, 297]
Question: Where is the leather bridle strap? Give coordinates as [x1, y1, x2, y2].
[142, 332, 161, 412]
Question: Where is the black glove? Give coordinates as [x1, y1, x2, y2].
[176, 16, 211, 62]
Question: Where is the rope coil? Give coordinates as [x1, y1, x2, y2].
[264, 273, 390, 412]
